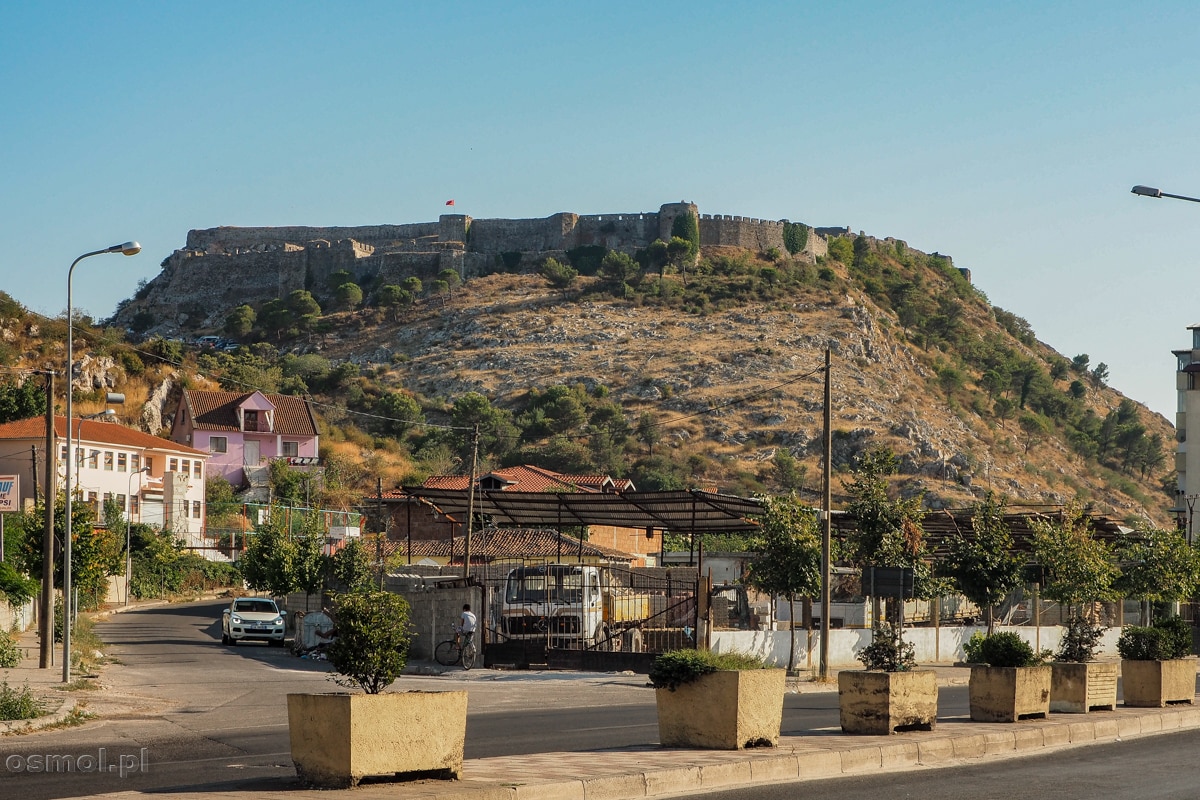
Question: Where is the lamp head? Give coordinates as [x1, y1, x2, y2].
[106, 241, 142, 256]
[1131, 185, 1162, 198]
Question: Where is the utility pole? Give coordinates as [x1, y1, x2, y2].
[375, 476, 383, 590]
[462, 425, 479, 581]
[40, 370, 55, 669]
[819, 348, 832, 680]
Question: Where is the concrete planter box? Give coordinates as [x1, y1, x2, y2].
[287, 691, 467, 788]
[1050, 661, 1117, 713]
[969, 665, 1051, 722]
[1121, 658, 1198, 707]
[656, 669, 785, 749]
[838, 669, 937, 735]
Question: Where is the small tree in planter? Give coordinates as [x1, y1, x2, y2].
[744, 493, 822, 674]
[969, 631, 1052, 722]
[1030, 505, 1119, 713]
[1117, 616, 1197, 707]
[649, 649, 784, 749]
[944, 493, 1023, 635]
[1115, 525, 1200, 625]
[840, 622, 937, 734]
[287, 590, 468, 788]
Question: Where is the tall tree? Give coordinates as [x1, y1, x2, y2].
[944, 493, 1023, 634]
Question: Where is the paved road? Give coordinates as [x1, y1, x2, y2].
[691, 727, 1200, 799]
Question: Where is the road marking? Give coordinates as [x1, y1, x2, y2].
[572, 723, 657, 731]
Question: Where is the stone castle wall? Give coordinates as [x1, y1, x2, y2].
[120, 202, 830, 332]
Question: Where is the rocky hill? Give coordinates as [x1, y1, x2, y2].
[3, 222, 1177, 529]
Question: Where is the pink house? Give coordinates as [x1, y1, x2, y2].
[170, 389, 320, 487]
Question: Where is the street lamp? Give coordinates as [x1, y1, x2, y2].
[64, 241, 139, 683]
[126, 466, 151, 607]
[1131, 185, 1200, 204]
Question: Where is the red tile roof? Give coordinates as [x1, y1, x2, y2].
[0, 416, 207, 456]
[180, 389, 319, 436]
[382, 528, 635, 563]
[418, 465, 629, 493]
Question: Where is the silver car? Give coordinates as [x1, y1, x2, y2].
[221, 597, 287, 646]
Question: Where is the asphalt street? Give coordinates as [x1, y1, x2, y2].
[691, 727, 1200, 800]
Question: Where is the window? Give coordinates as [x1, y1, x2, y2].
[88, 450, 99, 469]
[169, 458, 178, 473]
[103, 452, 114, 471]
[131, 495, 140, 516]
[144, 456, 153, 473]
[76, 449, 84, 469]
[193, 461, 201, 478]
[131, 453, 140, 471]
[282, 441, 299, 458]
[117, 453, 127, 472]
[103, 492, 112, 504]
[60, 445, 67, 461]
[181, 459, 190, 474]
[210, 436, 227, 454]
[192, 500, 202, 519]
[87, 492, 98, 516]
[117, 493, 125, 510]
[244, 410, 260, 431]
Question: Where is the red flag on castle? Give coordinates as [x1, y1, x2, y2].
[445, 200, 455, 206]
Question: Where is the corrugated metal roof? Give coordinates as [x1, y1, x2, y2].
[399, 487, 765, 533]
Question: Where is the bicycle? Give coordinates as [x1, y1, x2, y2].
[434, 626, 477, 670]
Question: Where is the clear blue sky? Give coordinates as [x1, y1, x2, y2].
[3, 2, 1197, 419]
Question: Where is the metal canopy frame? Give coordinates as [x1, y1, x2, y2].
[399, 488, 765, 534]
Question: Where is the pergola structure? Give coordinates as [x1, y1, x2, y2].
[399, 487, 766, 535]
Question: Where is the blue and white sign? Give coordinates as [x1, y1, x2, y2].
[0, 475, 17, 512]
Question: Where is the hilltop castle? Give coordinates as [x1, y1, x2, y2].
[117, 202, 829, 331]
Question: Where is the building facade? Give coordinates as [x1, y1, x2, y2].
[170, 389, 320, 488]
[1173, 325, 1200, 528]
[0, 416, 209, 547]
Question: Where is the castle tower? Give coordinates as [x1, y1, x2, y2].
[657, 202, 699, 243]
[439, 214, 471, 245]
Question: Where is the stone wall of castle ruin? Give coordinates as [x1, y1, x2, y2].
[119, 203, 835, 332]
[185, 223, 439, 253]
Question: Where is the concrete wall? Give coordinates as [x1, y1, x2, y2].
[710, 624, 1124, 669]
[389, 583, 482, 661]
[0, 598, 35, 633]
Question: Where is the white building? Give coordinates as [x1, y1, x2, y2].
[0, 415, 209, 548]
[1173, 324, 1200, 530]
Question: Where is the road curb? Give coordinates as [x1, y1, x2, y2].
[0, 695, 77, 735]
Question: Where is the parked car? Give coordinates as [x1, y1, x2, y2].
[221, 597, 287, 646]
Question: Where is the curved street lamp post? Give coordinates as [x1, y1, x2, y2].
[64, 242, 139, 682]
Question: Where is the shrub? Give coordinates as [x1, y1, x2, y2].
[0, 632, 20, 669]
[962, 631, 986, 664]
[0, 680, 44, 721]
[1056, 614, 1105, 663]
[1154, 616, 1193, 659]
[327, 590, 414, 694]
[1117, 626, 1170, 661]
[856, 622, 916, 672]
[977, 632, 1042, 667]
[648, 649, 766, 692]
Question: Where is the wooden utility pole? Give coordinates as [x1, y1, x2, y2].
[40, 371, 55, 669]
[819, 348, 832, 680]
[462, 425, 479, 581]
